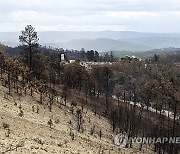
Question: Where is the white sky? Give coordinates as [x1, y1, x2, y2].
[0, 0, 180, 32]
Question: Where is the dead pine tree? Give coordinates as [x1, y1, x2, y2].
[48, 92, 54, 112]
[36, 106, 39, 114]
[111, 109, 118, 132]
[2, 123, 10, 137]
[69, 128, 75, 141]
[62, 85, 68, 106]
[99, 129, 102, 140]
[90, 125, 95, 135]
[18, 105, 24, 117]
[32, 105, 34, 112]
[75, 109, 84, 133]
[70, 101, 77, 114]
[47, 118, 53, 129]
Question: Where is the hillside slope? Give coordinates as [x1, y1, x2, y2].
[0, 83, 154, 153]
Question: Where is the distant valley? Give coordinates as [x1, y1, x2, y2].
[1, 31, 180, 51]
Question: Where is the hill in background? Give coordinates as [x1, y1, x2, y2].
[1, 31, 180, 51]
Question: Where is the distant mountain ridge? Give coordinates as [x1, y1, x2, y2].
[1, 31, 180, 51]
[60, 38, 151, 51]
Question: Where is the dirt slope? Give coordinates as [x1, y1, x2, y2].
[0, 84, 153, 154]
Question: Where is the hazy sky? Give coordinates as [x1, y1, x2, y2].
[0, 0, 180, 32]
